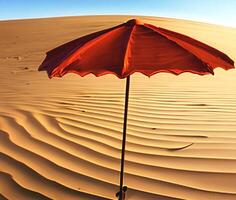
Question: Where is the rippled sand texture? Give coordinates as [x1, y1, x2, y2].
[1, 15, 236, 200]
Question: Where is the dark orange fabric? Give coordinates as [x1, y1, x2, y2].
[39, 19, 234, 78]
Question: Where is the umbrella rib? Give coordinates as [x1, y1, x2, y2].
[144, 24, 215, 75]
[75, 26, 124, 55]
[52, 25, 125, 77]
[122, 25, 136, 77]
[157, 27, 234, 66]
[41, 24, 124, 73]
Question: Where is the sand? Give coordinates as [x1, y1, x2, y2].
[0, 15, 236, 200]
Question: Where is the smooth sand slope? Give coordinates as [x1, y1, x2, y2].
[0, 15, 236, 200]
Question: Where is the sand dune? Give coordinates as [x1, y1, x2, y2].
[0, 15, 236, 199]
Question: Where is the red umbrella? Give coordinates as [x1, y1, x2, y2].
[39, 19, 234, 200]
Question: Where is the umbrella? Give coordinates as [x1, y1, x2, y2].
[39, 18, 234, 200]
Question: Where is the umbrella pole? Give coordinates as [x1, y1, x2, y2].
[118, 75, 130, 200]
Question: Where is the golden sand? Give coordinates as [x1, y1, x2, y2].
[0, 15, 236, 200]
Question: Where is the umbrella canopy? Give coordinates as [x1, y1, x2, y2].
[39, 19, 234, 200]
[39, 19, 234, 78]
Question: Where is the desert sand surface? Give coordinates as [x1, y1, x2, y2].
[0, 15, 236, 200]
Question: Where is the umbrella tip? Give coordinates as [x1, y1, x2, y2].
[126, 19, 143, 25]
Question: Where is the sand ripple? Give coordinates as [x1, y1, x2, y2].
[1, 15, 236, 200]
